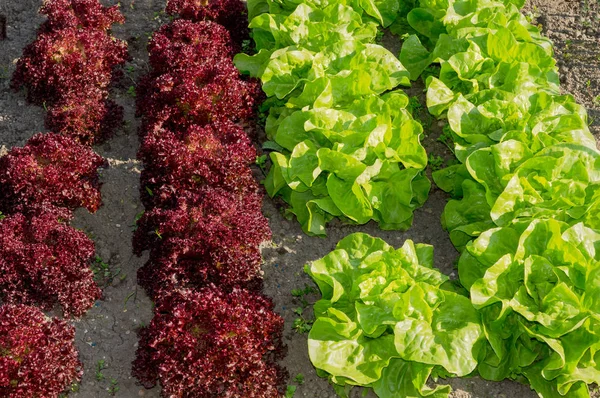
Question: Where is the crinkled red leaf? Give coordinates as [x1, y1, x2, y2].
[12, 27, 128, 107]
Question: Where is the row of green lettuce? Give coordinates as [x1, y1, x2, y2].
[301, 0, 600, 398]
[234, 0, 431, 236]
[306, 221, 600, 398]
[401, 0, 600, 396]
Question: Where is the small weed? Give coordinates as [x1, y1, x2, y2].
[242, 39, 251, 51]
[375, 28, 384, 43]
[145, 186, 154, 196]
[285, 385, 297, 398]
[428, 154, 444, 171]
[407, 96, 423, 114]
[123, 290, 137, 311]
[285, 374, 305, 397]
[58, 383, 80, 397]
[241, 39, 254, 55]
[292, 311, 313, 334]
[421, 113, 434, 135]
[126, 85, 136, 98]
[291, 284, 317, 334]
[422, 64, 441, 82]
[255, 154, 268, 171]
[294, 373, 305, 385]
[291, 286, 315, 296]
[108, 378, 119, 396]
[593, 95, 600, 107]
[91, 256, 112, 280]
[96, 360, 107, 382]
[291, 284, 317, 307]
[437, 125, 454, 149]
[0, 211, 4, 221]
[91, 255, 124, 285]
[131, 211, 144, 231]
[582, 0, 590, 14]
[152, 10, 166, 21]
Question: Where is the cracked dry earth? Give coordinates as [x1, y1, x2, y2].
[0, 0, 599, 397]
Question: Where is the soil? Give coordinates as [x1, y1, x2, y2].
[0, 0, 598, 397]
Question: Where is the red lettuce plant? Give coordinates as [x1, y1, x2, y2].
[0, 133, 105, 214]
[138, 249, 263, 303]
[12, 2, 128, 143]
[39, 0, 125, 32]
[133, 188, 269, 291]
[137, 59, 262, 134]
[0, 209, 101, 317]
[132, 287, 286, 397]
[147, 20, 233, 74]
[0, 304, 82, 397]
[165, 0, 249, 47]
[137, 252, 264, 302]
[12, 27, 128, 106]
[45, 91, 124, 145]
[138, 121, 257, 209]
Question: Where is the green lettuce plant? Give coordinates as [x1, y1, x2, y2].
[459, 219, 600, 396]
[235, 0, 430, 236]
[306, 233, 484, 397]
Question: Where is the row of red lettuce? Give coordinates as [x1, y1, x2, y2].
[129, 1, 287, 397]
[0, 1, 127, 396]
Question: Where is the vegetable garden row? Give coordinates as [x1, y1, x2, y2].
[1, 1, 127, 396]
[129, 6, 287, 396]
[0, 0, 598, 397]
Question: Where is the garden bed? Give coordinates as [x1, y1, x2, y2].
[0, 0, 598, 396]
